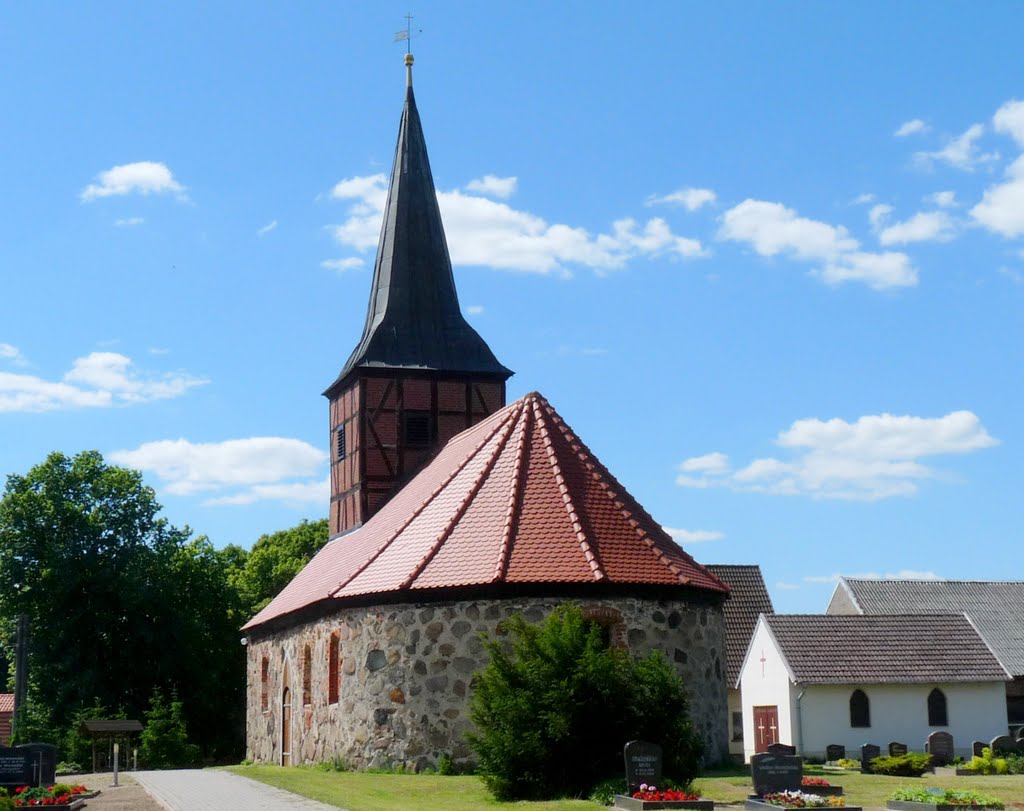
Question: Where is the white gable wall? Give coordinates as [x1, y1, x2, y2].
[799, 682, 1008, 760]
[740, 619, 796, 762]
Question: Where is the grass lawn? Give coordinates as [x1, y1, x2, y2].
[224, 765, 605, 811]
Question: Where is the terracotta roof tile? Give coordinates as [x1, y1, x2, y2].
[0, 695, 12, 713]
[244, 392, 726, 631]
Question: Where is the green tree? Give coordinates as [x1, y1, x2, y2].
[139, 689, 200, 768]
[468, 603, 704, 801]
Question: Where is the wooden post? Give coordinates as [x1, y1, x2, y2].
[91, 739, 97, 775]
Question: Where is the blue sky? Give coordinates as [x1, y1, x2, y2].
[2, 3, 1022, 612]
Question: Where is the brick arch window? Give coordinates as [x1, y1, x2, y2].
[260, 656, 270, 712]
[928, 688, 948, 726]
[582, 605, 626, 649]
[328, 632, 340, 705]
[302, 645, 312, 706]
[850, 689, 870, 728]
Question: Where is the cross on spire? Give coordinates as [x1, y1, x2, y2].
[394, 13, 421, 54]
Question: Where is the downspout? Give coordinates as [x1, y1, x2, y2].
[795, 688, 806, 756]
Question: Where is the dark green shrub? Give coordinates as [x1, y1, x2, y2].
[870, 752, 932, 776]
[0, 797, 13, 811]
[1003, 753, 1024, 775]
[437, 752, 454, 776]
[468, 603, 704, 801]
[139, 689, 200, 769]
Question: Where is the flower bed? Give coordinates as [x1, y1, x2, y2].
[614, 786, 714, 811]
[801, 777, 844, 796]
[745, 791, 859, 811]
[10, 783, 89, 809]
[886, 788, 1004, 811]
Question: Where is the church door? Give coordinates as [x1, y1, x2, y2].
[753, 705, 780, 754]
[282, 687, 292, 766]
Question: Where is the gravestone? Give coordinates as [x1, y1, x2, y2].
[927, 731, 954, 766]
[17, 743, 56, 787]
[750, 752, 803, 797]
[861, 743, 880, 772]
[889, 741, 908, 757]
[973, 741, 987, 758]
[624, 740, 662, 792]
[826, 744, 846, 762]
[0, 747, 34, 787]
[990, 735, 1017, 754]
[766, 742, 797, 757]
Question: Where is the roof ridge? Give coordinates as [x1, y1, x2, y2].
[493, 400, 531, 582]
[401, 399, 522, 589]
[533, 396, 605, 580]
[330, 403, 518, 596]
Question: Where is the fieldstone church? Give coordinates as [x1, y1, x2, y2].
[241, 55, 731, 771]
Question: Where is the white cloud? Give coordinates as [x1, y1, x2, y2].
[466, 305, 484, 315]
[663, 527, 724, 544]
[720, 199, 916, 290]
[868, 204, 893, 229]
[993, 99, 1024, 147]
[646, 187, 717, 211]
[0, 352, 206, 413]
[114, 216, 145, 227]
[971, 155, 1024, 238]
[465, 175, 517, 199]
[110, 437, 328, 506]
[998, 266, 1024, 284]
[925, 191, 957, 208]
[877, 211, 956, 246]
[914, 124, 999, 171]
[676, 410, 997, 501]
[81, 161, 187, 202]
[0, 344, 27, 366]
[804, 570, 942, 584]
[775, 582, 801, 591]
[257, 220, 278, 236]
[895, 119, 930, 137]
[321, 257, 365, 272]
[852, 193, 875, 205]
[328, 174, 707, 276]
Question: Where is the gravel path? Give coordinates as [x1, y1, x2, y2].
[133, 770, 346, 811]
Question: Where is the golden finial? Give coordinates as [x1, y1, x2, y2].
[405, 53, 414, 67]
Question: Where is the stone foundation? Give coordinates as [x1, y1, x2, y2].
[246, 595, 728, 771]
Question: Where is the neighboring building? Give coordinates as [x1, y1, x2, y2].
[828, 578, 1024, 734]
[0, 694, 12, 745]
[706, 564, 774, 759]
[241, 55, 731, 771]
[738, 614, 1010, 762]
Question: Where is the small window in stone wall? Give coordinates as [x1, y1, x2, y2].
[302, 645, 312, 706]
[581, 605, 626, 649]
[260, 657, 269, 712]
[328, 632, 340, 704]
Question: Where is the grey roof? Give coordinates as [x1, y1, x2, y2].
[838, 578, 1024, 678]
[79, 719, 144, 735]
[325, 72, 512, 395]
[706, 564, 774, 685]
[762, 614, 1009, 684]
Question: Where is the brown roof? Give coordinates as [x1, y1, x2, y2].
[79, 720, 143, 735]
[706, 565, 774, 685]
[0, 695, 12, 714]
[762, 614, 1010, 684]
[245, 392, 726, 631]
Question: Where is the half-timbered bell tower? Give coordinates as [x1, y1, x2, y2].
[324, 54, 513, 537]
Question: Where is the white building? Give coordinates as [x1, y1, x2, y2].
[738, 613, 1010, 762]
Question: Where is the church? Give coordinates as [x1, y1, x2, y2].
[241, 54, 731, 771]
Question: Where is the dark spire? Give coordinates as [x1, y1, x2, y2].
[326, 55, 512, 395]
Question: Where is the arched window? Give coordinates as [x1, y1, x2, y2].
[928, 688, 948, 726]
[302, 645, 312, 706]
[260, 656, 270, 712]
[850, 689, 870, 727]
[328, 632, 340, 704]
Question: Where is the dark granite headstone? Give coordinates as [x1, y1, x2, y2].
[751, 753, 803, 796]
[826, 744, 846, 761]
[990, 735, 1016, 754]
[889, 741, 908, 757]
[0, 747, 34, 787]
[860, 743, 880, 772]
[624, 740, 662, 792]
[927, 731, 954, 765]
[973, 740, 987, 758]
[17, 744, 56, 787]
[766, 742, 797, 757]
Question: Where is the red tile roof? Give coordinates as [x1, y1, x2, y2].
[0, 694, 13, 713]
[245, 392, 727, 631]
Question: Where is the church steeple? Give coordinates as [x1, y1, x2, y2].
[326, 55, 511, 396]
[324, 55, 512, 537]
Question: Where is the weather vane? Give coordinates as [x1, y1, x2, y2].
[394, 13, 421, 54]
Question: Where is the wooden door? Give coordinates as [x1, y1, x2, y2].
[753, 705, 780, 753]
[282, 687, 292, 766]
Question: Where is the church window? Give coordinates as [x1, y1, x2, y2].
[581, 605, 626, 649]
[260, 657, 269, 712]
[302, 645, 312, 706]
[403, 411, 432, 446]
[336, 425, 346, 461]
[328, 632, 340, 704]
[732, 711, 744, 742]
[850, 689, 870, 727]
[928, 688, 948, 726]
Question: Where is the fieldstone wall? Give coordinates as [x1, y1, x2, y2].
[246, 595, 727, 771]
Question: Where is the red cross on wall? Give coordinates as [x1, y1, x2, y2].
[760, 651, 767, 677]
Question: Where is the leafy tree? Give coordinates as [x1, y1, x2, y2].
[139, 689, 200, 768]
[468, 603, 704, 801]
